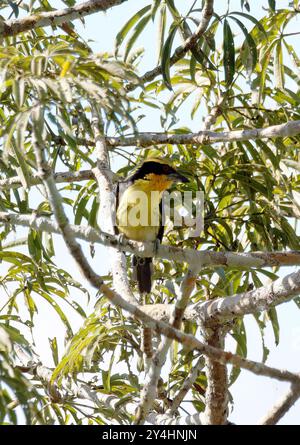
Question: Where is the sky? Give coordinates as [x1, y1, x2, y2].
[1, 0, 300, 425]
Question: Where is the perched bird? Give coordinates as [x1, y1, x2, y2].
[116, 158, 188, 293]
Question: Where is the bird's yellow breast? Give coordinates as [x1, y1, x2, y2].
[116, 174, 172, 242]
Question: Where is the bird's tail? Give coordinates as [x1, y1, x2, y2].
[133, 256, 152, 293]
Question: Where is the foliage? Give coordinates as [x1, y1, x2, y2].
[0, 0, 299, 424]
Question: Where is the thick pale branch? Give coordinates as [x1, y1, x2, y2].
[1, 211, 299, 270]
[0, 0, 127, 38]
[193, 268, 300, 323]
[2, 211, 300, 322]
[126, 0, 214, 91]
[106, 120, 300, 147]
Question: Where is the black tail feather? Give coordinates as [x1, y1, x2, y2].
[133, 256, 152, 293]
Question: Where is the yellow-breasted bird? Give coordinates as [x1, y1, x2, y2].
[116, 158, 188, 293]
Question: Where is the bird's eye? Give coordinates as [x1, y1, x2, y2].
[163, 165, 170, 173]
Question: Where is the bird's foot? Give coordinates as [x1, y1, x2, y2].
[116, 233, 126, 248]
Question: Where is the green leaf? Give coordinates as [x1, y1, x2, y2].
[189, 54, 197, 81]
[161, 24, 178, 90]
[166, 0, 181, 20]
[267, 307, 279, 346]
[115, 5, 151, 56]
[274, 40, 284, 89]
[190, 43, 218, 71]
[35, 290, 73, 336]
[268, 0, 276, 11]
[49, 337, 59, 366]
[241, 0, 250, 11]
[124, 13, 152, 62]
[230, 12, 268, 38]
[230, 320, 247, 385]
[229, 16, 257, 72]
[151, 0, 161, 21]
[252, 314, 270, 363]
[156, 3, 167, 63]
[223, 19, 235, 86]
[258, 39, 277, 103]
[12, 78, 25, 108]
[11, 138, 31, 191]
[8, 0, 19, 17]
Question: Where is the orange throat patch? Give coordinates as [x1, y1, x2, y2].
[141, 173, 173, 192]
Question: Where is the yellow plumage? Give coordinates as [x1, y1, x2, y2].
[116, 158, 188, 293]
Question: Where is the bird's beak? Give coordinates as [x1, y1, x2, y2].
[168, 172, 189, 183]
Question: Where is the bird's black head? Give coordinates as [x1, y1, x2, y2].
[129, 159, 188, 183]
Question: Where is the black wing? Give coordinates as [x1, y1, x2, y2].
[157, 198, 164, 242]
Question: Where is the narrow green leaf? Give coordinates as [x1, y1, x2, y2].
[230, 320, 247, 385]
[190, 42, 218, 71]
[11, 141, 31, 191]
[268, 0, 276, 11]
[189, 54, 197, 81]
[229, 16, 257, 72]
[161, 24, 178, 90]
[12, 78, 25, 108]
[156, 3, 167, 64]
[166, 0, 180, 20]
[258, 39, 277, 103]
[252, 313, 270, 363]
[115, 5, 151, 56]
[241, 0, 250, 11]
[49, 337, 59, 366]
[151, 0, 161, 21]
[274, 40, 284, 89]
[124, 13, 152, 62]
[230, 12, 268, 38]
[8, 0, 19, 17]
[267, 307, 279, 346]
[223, 19, 235, 86]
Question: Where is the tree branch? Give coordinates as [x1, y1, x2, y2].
[168, 356, 205, 415]
[15, 344, 207, 425]
[91, 105, 137, 305]
[258, 383, 300, 425]
[1, 211, 300, 270]
[106, 120, 300, 147]
[14, 344, 101, 406]
[0, 0, 127, 38]
[135, 270, 199, 424]
[13, 133, 300, 395]
[14, 345, 139, 419]
[198, 92, 231, 424]
[202, 327, 229, 424]
[126, 0, 214, 91]
[0, 169, 95, 191]
[192, 268, 300, 324]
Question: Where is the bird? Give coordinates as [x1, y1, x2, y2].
[116, 158, 188, 293]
